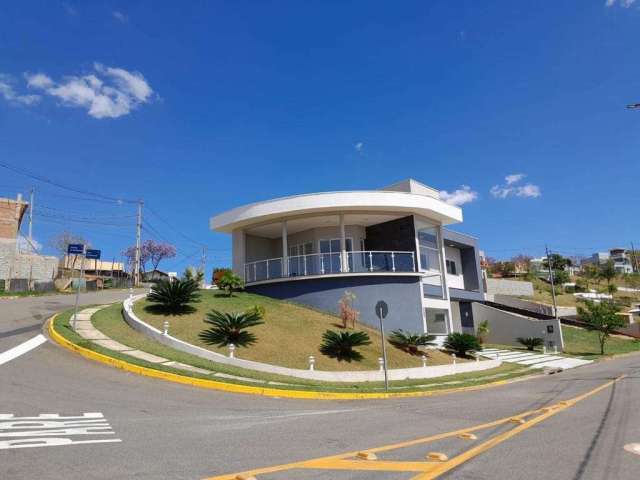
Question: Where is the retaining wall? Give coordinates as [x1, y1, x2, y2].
[472, 302, 564, 350]
[122, 295, 501, 382]
[485, 278, 534, 297]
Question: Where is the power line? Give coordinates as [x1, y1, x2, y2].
[0, 160, 137, 204]
[146, 205, 205, 248]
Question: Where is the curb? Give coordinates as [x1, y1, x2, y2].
[47, 315, 527, 401]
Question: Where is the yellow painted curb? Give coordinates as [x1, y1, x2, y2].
[47, 315, 528, 401]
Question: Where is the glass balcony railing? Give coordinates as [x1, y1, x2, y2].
[244, 251, 416, 284]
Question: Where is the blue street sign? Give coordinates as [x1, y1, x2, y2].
[85, 249, 101, 260]
[67, 244, 84, 255]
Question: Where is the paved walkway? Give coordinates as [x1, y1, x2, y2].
[70, 306, 293, 386]
[479, 348, 593, 370]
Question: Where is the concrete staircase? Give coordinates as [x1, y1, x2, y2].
[479, 348, 593, 370]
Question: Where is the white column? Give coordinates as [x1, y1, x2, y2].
[437, 225, 454, 333]
[232, 229, 246, 280]
[282, 221, 288, 277]
[339, 214, 347, 272]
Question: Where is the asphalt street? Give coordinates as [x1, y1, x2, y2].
[1, 292, 639, 480]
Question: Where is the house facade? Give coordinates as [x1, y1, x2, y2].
[586, 249, 635, 274]
[210, 179, 484, 338]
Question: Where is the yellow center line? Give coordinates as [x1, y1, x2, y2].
[203, 375, 625, 480]
[411, 375, 626, 480]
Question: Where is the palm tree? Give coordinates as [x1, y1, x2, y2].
[147, 278, 200, 313]
[199, 310, 264, 348]
[516, 337, 544, 351]
[319, 330, 371, 362]
[388, 329, 436, 355]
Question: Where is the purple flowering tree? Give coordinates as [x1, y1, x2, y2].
[122, 240, 176, 274]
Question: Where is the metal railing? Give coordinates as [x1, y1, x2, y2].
[244, 251, 416, 284]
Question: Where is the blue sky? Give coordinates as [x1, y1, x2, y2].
[1, 0, 639, 273]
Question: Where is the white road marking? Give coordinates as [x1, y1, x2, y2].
[0, 412, 121, 450]
[0, 334, 47, 366]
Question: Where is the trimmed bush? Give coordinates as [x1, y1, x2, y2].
[147, 278, 199, 314]
[517, 337, 544, 351]
[320, 330, 371, 362]
[443, 333, 481, 357]
[388, 329, 436, 355]
[199, 310, 264, 348]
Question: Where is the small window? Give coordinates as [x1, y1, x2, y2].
[446, 259, 457, 275]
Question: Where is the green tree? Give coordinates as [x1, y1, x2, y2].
[599, 260, 617, 288]
[578, 300, 625, 355]
[580, 264, 599, 291]
[552, 269, 570, 285]
[543, 254, 572, 271]
[199, 310, 264, 348]
[217, 271, 244, 297]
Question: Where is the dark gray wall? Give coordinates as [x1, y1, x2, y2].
[247, 275, 424, 332]
[364, 215, 416, 254]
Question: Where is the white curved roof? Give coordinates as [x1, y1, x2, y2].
[210, 190, 462, 232]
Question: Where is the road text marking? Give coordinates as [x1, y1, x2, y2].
[0, 412, 121, 450]
[0, 334, 47, 366]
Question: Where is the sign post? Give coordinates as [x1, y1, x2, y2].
[68, 244, 85, 330]
[375, 300, 390, 391]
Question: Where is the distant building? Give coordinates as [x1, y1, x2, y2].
[585, 248, 635, 274]
[0, 194, 58, 289]
[61, 255, 126, 277]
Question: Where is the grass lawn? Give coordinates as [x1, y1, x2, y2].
[561, 325, 640, 359]
[133, 290, 464, 371]
[51, 304, 532, 393]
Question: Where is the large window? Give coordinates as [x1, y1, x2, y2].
[417, 225, 441, 272]
[425, 308, 449, 335]
[446, 259, 457, 275]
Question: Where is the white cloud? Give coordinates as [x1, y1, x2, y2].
[606, 0, 636, 7]
[354, 142, 364, 152]
[490, 173, 541, 199]
[25, 63, 153, 119]
[440, 185, 478, 207]
[516, 183, 541, 198]
[112, 11, 128, 23]
[505, 173, 525, 185]
[0, 74, 40, 106]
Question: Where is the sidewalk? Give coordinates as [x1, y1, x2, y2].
[70, 306, 291, 386]
[479, 348, 592, 370]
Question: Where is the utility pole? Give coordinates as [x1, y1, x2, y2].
[28, 188, 34, 243]
[546, 245, 559, 320]
[134, 200, 143, 287]
[200, 246, 207, 285]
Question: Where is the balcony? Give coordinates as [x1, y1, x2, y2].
[244, 250, 416, 284]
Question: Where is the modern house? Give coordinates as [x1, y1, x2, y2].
[585, 249, 635, 274]
[210, 179, 484, 339]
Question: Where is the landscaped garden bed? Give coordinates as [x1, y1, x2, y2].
[132, 289, 467, 371]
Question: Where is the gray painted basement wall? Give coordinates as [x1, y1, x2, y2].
[472, 302, 563, 350]
[247, 275, 424, 332]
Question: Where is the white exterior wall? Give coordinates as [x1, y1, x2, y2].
[444, 246, 465, 290]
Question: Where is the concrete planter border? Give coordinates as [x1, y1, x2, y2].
[122, 295, 501, 382]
